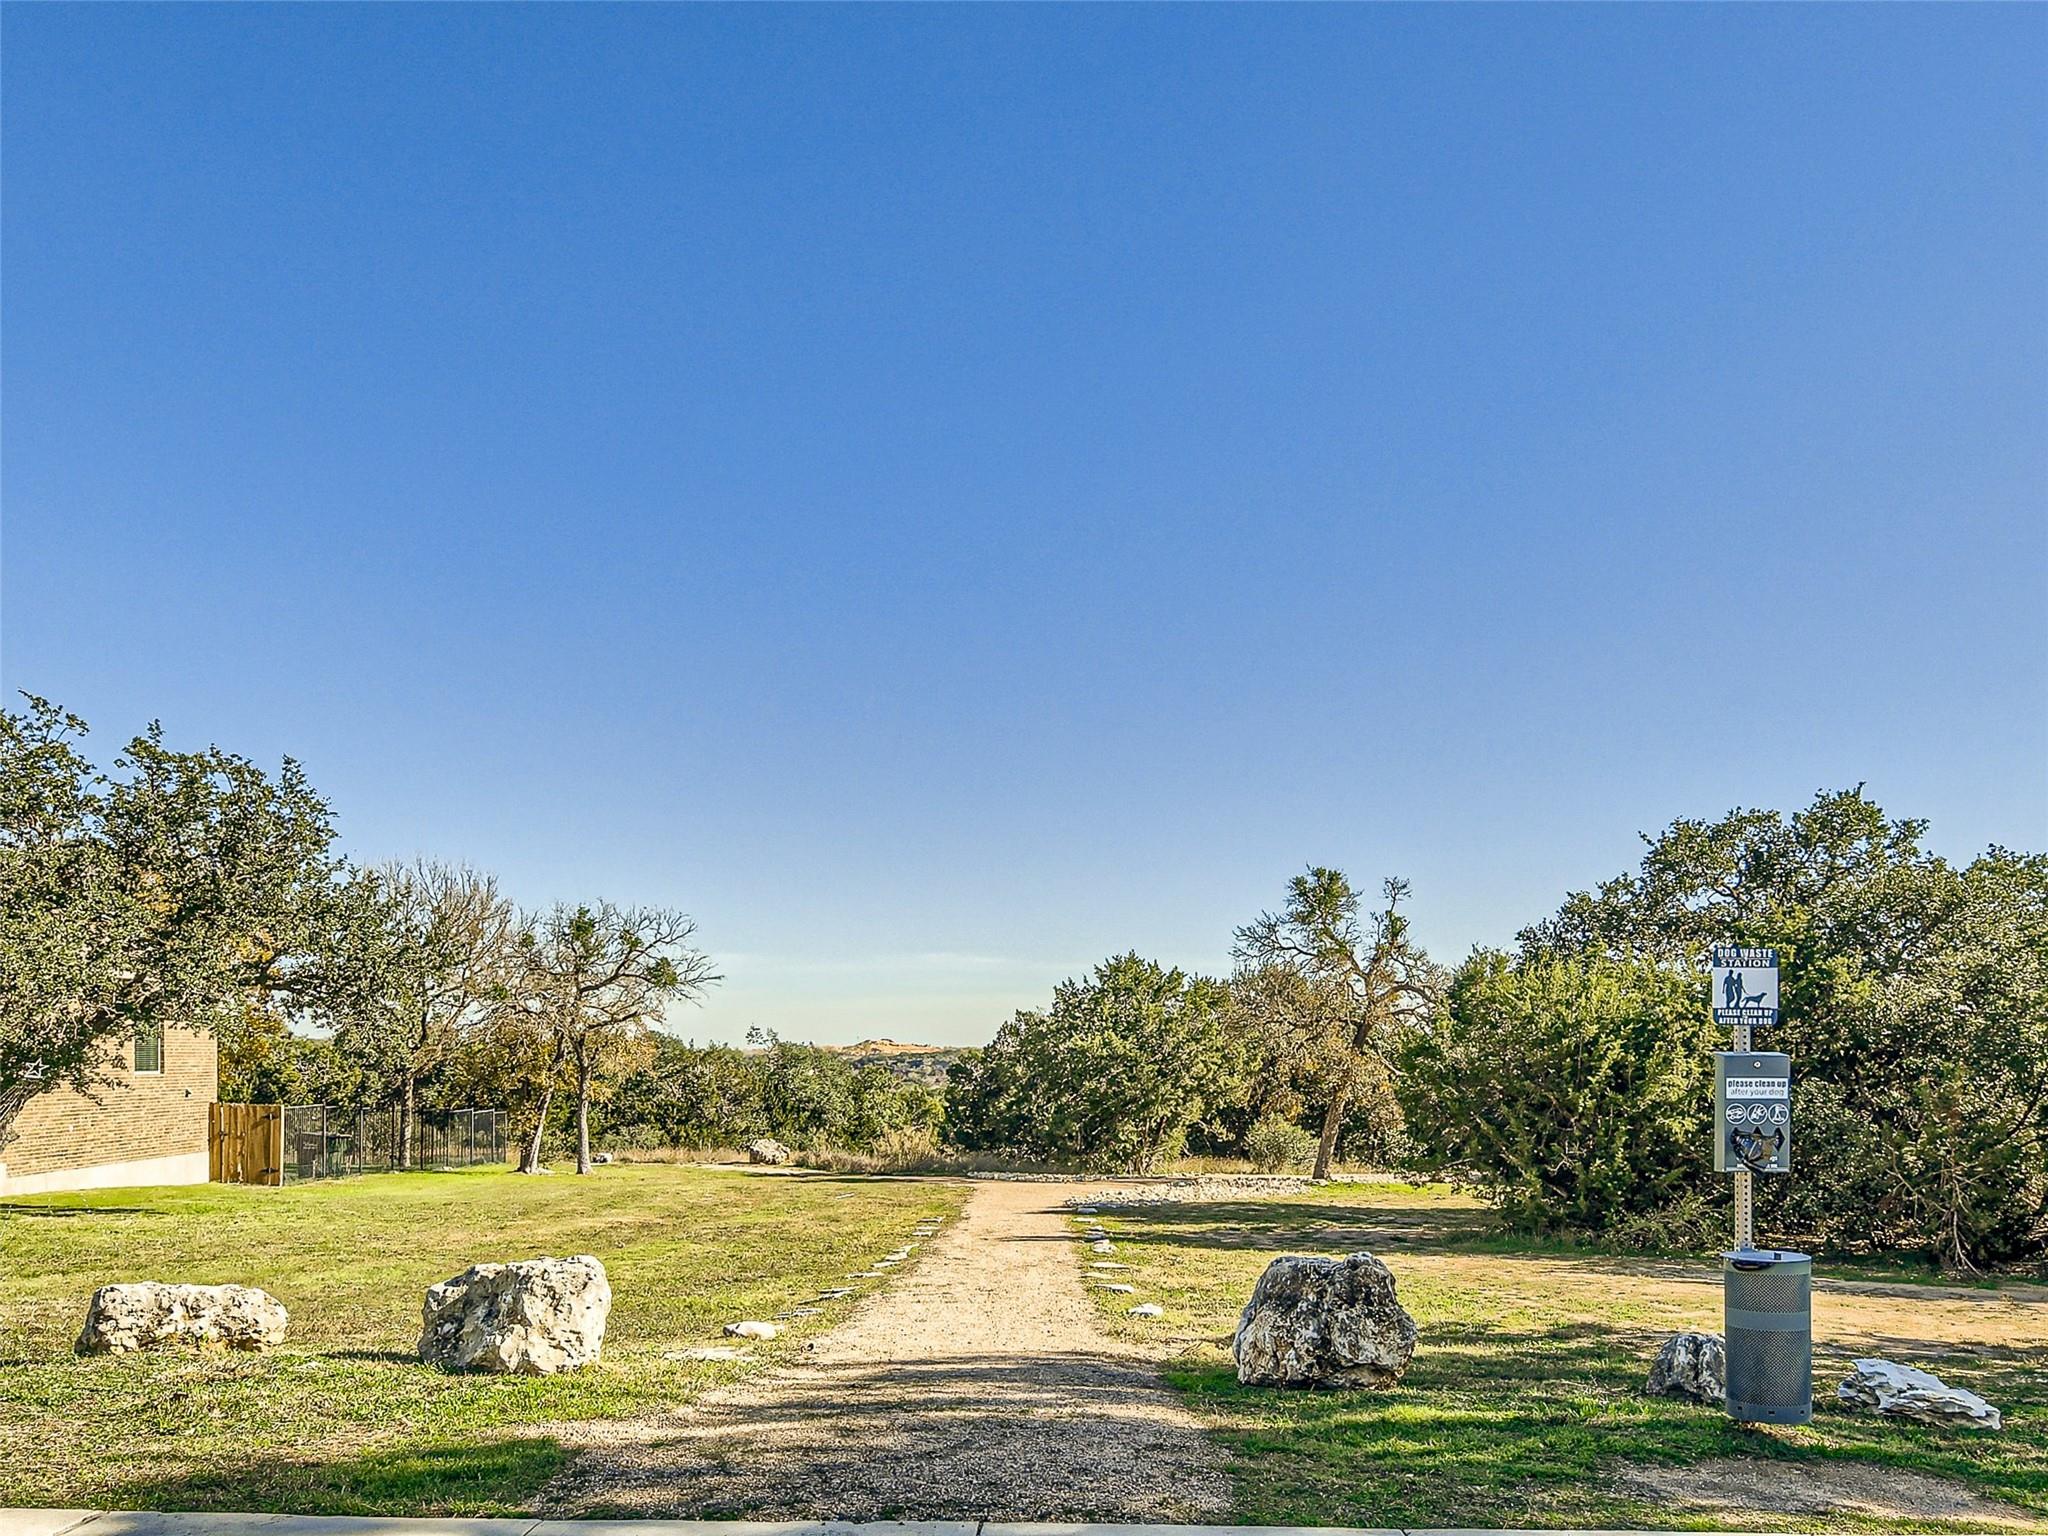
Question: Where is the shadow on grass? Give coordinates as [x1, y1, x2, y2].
[1168, 1319, 2048, 1530]
[1100, 1198, 2048, 1298]
[0, 1203, 160, 1218]
[102, 1433, 567, 1516]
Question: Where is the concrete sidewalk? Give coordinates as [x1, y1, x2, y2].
[0, 1513, 1806, 1536]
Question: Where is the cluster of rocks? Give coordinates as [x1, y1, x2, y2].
[1066, 1175, 1318, 1210]
[1645, 1331, 2003, 1432]
[741, 1214, 946, 1334]
[77, 1256, 617, 1378]
[75, 1208, 969, 1377]
[1072, 1208, 1175, 1322]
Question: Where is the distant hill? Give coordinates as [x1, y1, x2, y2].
[824, 1038, 970, 1088]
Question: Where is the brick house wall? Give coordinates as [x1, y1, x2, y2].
[0, 1026, 217, 1196]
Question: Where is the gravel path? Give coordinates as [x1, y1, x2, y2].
[542, 1179, 1231, 1521]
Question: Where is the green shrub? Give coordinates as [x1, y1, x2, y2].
[1398, 951, 1716, 1234]
[945, 953, 1248, 1171]
[1244, 1115, 1318, 1172]
[1519, 792, 2048, 1271]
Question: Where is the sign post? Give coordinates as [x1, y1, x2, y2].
[1711, 944, 1779, 1251]
[1708, 943, 1811, 1425]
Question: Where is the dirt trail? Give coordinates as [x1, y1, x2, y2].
[543, 1178, 1231, 1521]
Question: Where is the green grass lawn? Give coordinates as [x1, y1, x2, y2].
[0, 1163, 965, 1515]
[1080, 1183, 2048, 1534]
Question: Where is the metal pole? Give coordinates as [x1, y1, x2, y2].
[1732, 1020, 1753, 1251]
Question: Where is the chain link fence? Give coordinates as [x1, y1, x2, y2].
[281, 1105, 508, 1183]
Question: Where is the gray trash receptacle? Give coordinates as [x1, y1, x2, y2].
[1723, 1248, 1812, 1424]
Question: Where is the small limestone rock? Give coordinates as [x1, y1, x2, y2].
[816, 1287, 853, 1299]
[1837, 1358, 2002, 1430]
[724, 1320, 779, 1340]
[590, 1151, 614, 1165]
[884, 1249, 910, 1261]
[848, 1271, 885, 1279]
[1234, 1253, 1417, 1390]
[1647, 1331, 1726, 1404]
[1074, 1205, 1098, 1214]
[746, 1138, 792, 1166]
[1089, 1261, 1131, 1271]
[1128, 1303, 1163, 1318]
[1089, 1240, 1114, 1254]
[418, 1255, 610, 1374]
[1095, 1282, 1136, 1294]
[77, 1283, 288, 1355]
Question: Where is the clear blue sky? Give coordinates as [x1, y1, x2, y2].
[5, 6, 2044, 1045]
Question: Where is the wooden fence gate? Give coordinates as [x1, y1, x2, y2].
[209, 1102, 283, 1186]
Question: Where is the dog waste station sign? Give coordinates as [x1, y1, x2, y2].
[1708, 944, 1812, 1426]
[1712, 945, 1780, 1027]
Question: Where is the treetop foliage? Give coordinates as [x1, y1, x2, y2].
[0, 694, 354, 1149]
[947, 952, 1246, 1171]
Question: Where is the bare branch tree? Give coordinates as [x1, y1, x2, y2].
[1234, 868, 1442, 1180]
[512, 901, 719, 1174]
[340, 861, 518, 1166]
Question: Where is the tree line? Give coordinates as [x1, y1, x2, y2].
[948, 790, 2048, 1272]
[0, 696, 720, 1175]
[5, 694, 2041, 1269]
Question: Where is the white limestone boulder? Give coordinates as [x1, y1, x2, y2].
[418, 1254, 610, 1374]
[747, 1138, 792, 1166]
[1837, 1358, 2002, 1430]
[1234, 1253, 1417, 1389]
[1647, 1331, 1726, 1404]
[77, 1282, 288, 1354]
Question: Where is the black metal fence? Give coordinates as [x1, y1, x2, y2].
[281, 1105, 508, 1183]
